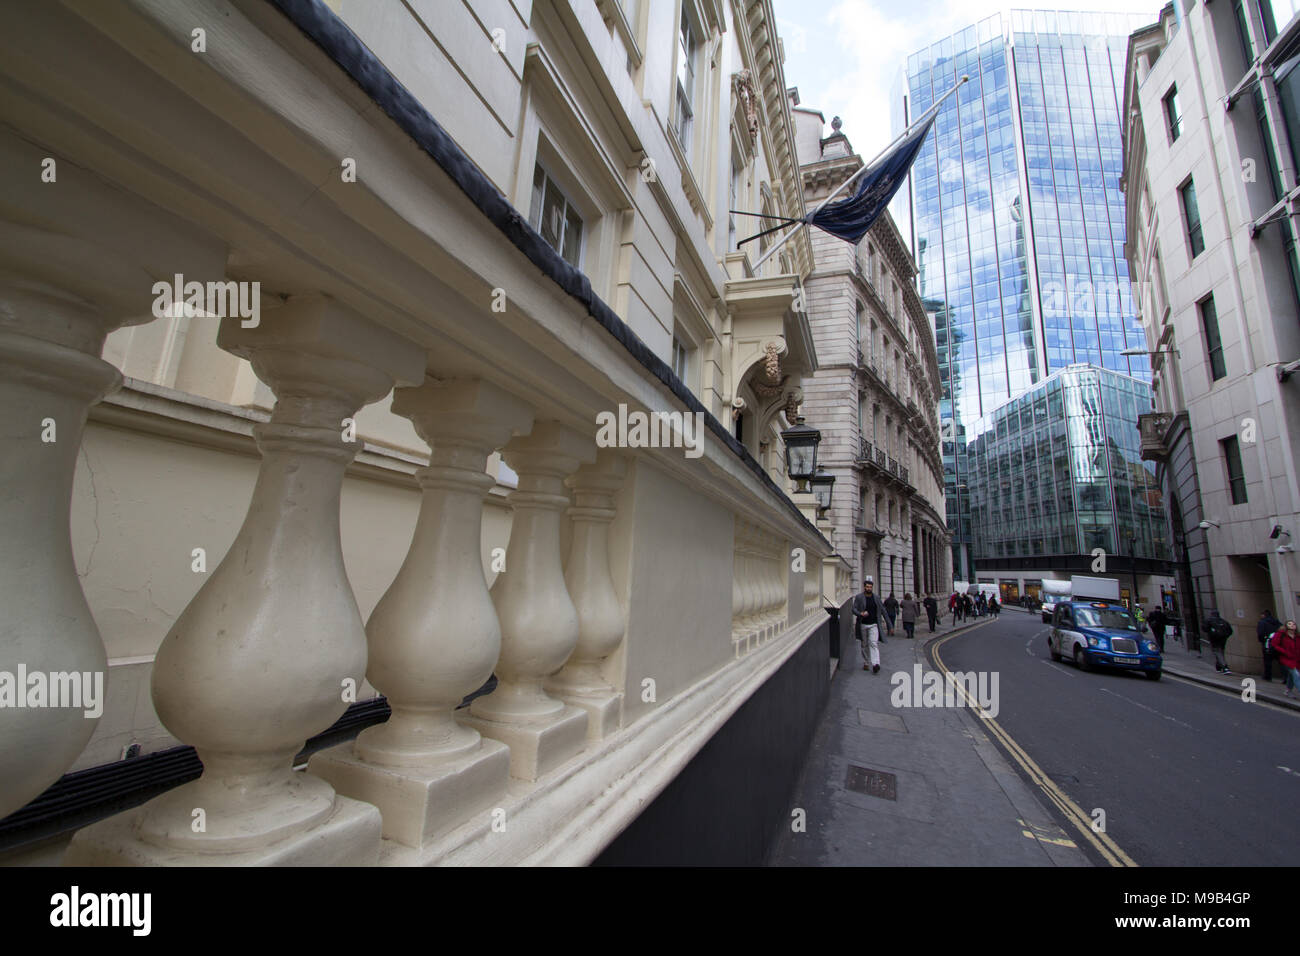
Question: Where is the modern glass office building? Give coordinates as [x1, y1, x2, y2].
[966, 365, 1172, 604]
[897, 10, 1156, 580]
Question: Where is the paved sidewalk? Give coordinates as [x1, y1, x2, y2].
[769, 609, 1089, 867]
[1155, 631, 1300, 711]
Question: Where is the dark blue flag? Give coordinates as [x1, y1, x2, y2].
[805, 115, 936, 244]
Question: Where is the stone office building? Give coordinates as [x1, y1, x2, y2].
[0, 0, 854, 865]
[1122, 0, 1300, 664]
[792, 105, 951, 602]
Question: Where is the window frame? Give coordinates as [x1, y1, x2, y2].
[528, 160, 587, 269]
[1180, 177, 1205, 259]
[1198, 294, 1227, 381]
[674, 5, 699, 153]
[1164, 85, 1183, 142]
[1222, 434, 1249, 504]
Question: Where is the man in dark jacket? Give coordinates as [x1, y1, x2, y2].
[1148, 605, 1167, 653]
[1203, 610, 1233, 674]
[883, 592, 899, 637]
[923, 593, 938, 632]
[1258, 609, 1283, 681]
[852, 580, 886, 674]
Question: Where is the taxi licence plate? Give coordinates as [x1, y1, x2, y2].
[1113, 656, 1139, 666]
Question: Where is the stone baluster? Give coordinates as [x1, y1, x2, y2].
[546, 451, 627, 741]
[0, 278, 130, 820]
[764, 542, 780, 635]
[737, 529, 759, 636]
[804, 557, 818, 615]
[309, 378, 531, 848]
[733, 531, 754, 656]
[759, 548, 774, 638]
[731, 542, 744, 644]
[462, 422, 595, 781]
[67, 295, 423, 865]
[747, 543, 765, 638]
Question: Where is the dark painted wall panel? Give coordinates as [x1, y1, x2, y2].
[593, 614, 836, 866]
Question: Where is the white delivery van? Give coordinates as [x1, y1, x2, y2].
[1069, 575, 1121, 602]
[1040, 578, 1071, 623]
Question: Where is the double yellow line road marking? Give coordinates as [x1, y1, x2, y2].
[930, 625, 1139, 867]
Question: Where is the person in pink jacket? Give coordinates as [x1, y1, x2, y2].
[1271, 620, 1300, 697]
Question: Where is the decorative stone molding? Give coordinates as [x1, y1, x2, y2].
[732, 69, 759, 148]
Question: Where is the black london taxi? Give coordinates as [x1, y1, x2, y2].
[1047, 599, 1162, 679]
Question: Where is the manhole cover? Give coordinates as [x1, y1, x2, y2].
[845, 764, 897, 801]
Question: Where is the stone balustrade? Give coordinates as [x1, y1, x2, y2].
[0, 0, 835, 867]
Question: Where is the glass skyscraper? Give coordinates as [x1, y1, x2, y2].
[965, 364, 1170, 604]
[897, 10, 1155, 580]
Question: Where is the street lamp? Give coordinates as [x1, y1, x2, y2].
[810, 469, 836, 516]
[781, 416, 821, 492]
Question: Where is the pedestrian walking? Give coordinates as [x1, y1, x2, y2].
[1203, 610, 1234, 674]
[1258, 609, 1282, 681]
[852, 580, 886, 674]
[948, 592, 958, 625]
[1148, 605, 1167, 653]
[923, 593, 938, 632]
[900, 593, 919, 639]
[989, 594, 999, 618]
[1271, 620, 1300, 697]
[963, 593, 974, 620]
[884, 592, 899, 638]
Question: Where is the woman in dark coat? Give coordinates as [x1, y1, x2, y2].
[900, 593, 919, 639]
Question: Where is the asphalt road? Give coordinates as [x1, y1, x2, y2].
[935, 610, 1300, 866]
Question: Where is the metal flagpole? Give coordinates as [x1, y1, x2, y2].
[751, 74, 969, 272]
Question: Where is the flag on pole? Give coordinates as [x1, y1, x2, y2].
[804, 114, 936, 244]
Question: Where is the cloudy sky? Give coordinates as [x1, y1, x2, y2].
[772, 0, 1166, 158]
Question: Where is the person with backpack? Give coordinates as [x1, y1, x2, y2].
[923, 593, 938, 632]
[900, 593, 919, 639]
[1271, 620, 1300, 697]
[1258, 609, 1282, 681]
[1203, 610, 1234, 674]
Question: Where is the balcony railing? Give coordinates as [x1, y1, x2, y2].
[0, 0, 836, 868]
[888, 456, 898, 476]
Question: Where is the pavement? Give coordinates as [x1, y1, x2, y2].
[769, 605, 1090, 866]
[1150, 624, 1300, 711]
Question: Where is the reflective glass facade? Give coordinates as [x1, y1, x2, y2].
[901, 11, 1154, 577]
[966, 365, 1170, 564]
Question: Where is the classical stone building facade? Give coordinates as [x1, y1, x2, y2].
[792, 105, 950, 601]
[1122, 1, 1300, 665]
[0, 0, 853, 865]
